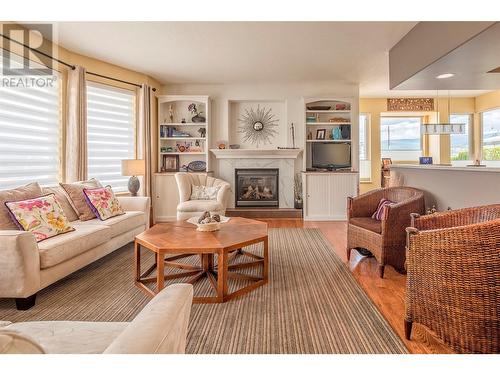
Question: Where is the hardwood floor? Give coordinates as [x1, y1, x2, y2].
[260, 218, 454, 354]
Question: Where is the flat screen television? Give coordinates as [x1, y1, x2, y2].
[311, 142, 351, 170]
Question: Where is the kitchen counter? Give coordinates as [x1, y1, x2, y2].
[391, 164, 500, 173]
[389, 164, 500, 210]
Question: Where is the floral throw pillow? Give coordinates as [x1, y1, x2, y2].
[83, 186, 125, 221]
[190, 185, 220, 200]
[4, 194, 75, 242]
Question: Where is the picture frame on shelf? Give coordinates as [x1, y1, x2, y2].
[316, 129, 326, 140]
[161, 154, 179, 172]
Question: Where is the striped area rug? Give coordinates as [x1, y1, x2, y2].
[0, 228, 407, 354]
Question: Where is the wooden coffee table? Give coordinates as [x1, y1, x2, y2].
[134, 217, 268, 303]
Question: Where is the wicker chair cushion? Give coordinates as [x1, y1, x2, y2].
[349, 217, 382, 234]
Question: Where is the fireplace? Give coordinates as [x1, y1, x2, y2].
[235, 168, 279, 207]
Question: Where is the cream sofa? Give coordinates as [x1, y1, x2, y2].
[175, 172, 231, 220]
[0, 188, 150, 310]
[0, 284, 193, 354]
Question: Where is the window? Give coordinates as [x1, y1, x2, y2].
[0, 56, 60, 190]
[481, 109, 500, 164]
[450, 114, 471, 164]
[380, 117, 422, 160]
[87, 82, 135, 192]
[359, 114, 371, 181]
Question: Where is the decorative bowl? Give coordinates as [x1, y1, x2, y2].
[187, 160, 207, 172]
[187, 216, 230, 232]
[307, 105, 331, 111]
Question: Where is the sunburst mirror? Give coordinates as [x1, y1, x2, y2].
[237, 105, 279, 147]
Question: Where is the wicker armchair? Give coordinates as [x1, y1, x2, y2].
[347, 187, 425, 278]
[405, 204, 500, 353]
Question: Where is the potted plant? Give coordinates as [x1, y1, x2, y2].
[188, 103, 206, 123]
[294, 173, 303, 209]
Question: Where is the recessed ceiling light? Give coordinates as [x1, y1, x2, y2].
[436, 73, 455, 79]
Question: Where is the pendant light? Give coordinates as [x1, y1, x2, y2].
[421, 90, 465, 135]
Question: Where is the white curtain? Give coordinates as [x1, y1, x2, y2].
[137, 84, 154, 199]
[65, 66, 87, 182]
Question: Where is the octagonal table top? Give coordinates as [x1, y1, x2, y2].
[135, 217, 268, 253]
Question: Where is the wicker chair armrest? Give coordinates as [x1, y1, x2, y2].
[347, 188, 384, 218]
[411, 204, 500, 230]
[382, 194, 425, 237]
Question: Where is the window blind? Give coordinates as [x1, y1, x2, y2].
[0, 56, 60, 190]
[86, 82, 135, 192]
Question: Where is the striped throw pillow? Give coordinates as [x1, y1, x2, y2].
[372, 198, 394, 221]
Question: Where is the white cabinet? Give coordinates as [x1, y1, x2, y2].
[153, 173, 179, 222]
[303, 172, 358, 221]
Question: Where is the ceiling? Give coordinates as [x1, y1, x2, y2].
[53, 22, 491, 97]
[390, 22, 500, 91]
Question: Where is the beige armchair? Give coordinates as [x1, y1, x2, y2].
[175, 173, 231, 220]
[0, 284, 193, 354]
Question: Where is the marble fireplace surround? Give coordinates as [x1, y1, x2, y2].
[210, 149, 302, 209]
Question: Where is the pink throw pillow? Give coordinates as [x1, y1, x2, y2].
[372, 198, 394, 221]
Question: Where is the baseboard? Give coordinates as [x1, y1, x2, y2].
[226, 208, 303, 219]
[303, 215, 347, 221]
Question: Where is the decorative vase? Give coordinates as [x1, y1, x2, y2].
[128, 176, 140, 197]
[294, 200, 303, 209]
[192, 114, 206, 123]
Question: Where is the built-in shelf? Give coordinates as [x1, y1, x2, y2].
[306, 122, 351, 125]
[306, 139, 351, 143]
[160, 137, 206, 140]
[160, 123, 207, 126]
[160, 152, 206, 155]
[306, 110, 351, 114]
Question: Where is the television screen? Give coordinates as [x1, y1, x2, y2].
[312, 142, 351, 169]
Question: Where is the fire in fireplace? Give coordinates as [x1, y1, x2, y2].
[235, 168, 279, 207]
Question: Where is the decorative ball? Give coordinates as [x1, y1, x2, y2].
[198, 211, 211, 223]
[211, 214, 221, 222]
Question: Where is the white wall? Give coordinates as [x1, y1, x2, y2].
[162, 81, 359, 175]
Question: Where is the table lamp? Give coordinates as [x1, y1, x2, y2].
[121, 159, 145, 196]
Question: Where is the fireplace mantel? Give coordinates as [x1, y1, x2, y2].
[210, 148, 303, 159]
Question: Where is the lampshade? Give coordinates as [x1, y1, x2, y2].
[121, 159, 145, 176]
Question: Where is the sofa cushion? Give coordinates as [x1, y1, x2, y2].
[0, 182, 43, 230]
[37, 223, 111, 269]
[42, 186, 79, 222]
[5, 321, 127, 354]
[177, 200, 223, 213]
[59, 178, 102, 221]
[349, 217, 382, 234]
[77, 211, 146, 238]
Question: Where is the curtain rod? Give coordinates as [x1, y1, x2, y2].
[1, 33, 157, 92]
